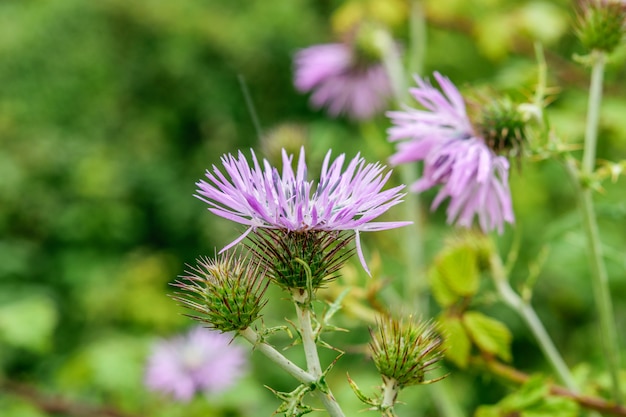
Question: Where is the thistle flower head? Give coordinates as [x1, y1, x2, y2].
[576, 0, 626, 54]
[294, 41, 394, 120]
[172, 252, 268, 332]
[144, 326, 247, 402]
[387, 72, 515, 234]
[370, 316, 446, 388]
[196, 147, 411, 275]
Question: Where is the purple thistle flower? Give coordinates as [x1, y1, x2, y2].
[387, 72, 514, 234]
[294, 43, 393, 120]
[145, 327, 247, 402]
[195, 147, 411, 274]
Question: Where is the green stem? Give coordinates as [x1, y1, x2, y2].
[574, 49, 623, 403]
[380, 376, 399, 416]
[408, 0, 426, 76]
[292, 290, 346, 417]
[374, 22, 426, 312]
[489, 249, 578, 393]
[239, 327, 315, 385]
[399, 164, 427, 312]
[582, 52, 604, 175]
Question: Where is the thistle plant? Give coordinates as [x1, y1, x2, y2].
[162, 2, 626, 416]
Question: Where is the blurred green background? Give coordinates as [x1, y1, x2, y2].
[0, 0, 625, 416]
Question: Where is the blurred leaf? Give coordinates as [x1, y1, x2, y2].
[439, 315, 471, 369]
[438, 244, 480, 297]
[475, 375, 579, 417]
[474, 13, 515, 60]
[499, 374, 548, 410]
[521, 397, 579, 417]
[0, 398, 47, 417]
[462, 311, 512, 362]
[0, 294, 57, 352]
[474, 404, 500, 417]
[429, 266, 459, 307]
[332, 0, 408, 35]
[518, 2, 568, 44]
[56, 333, 147, 395]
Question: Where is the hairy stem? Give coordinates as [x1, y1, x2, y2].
[239, 327, 315, 384]
[292, 289, 346, 417]
[489, 249, 578, 392]
[380, 376, 400, 416]
[576, 50, 623, 404]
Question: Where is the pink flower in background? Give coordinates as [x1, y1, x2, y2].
[387, 72, 514, 233]
[294, 43, 393, 120]
[145, 327, 247, 402]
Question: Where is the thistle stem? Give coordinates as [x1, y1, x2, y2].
[375, 23, 427, 313]
[239, 327, 315, 385]
[575, 50, 623, 403]
[380, 376, 399, 416]
[488, 249, 578, 393]
[292, 290, 346, 417]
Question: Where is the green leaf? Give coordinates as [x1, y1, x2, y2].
[474, 405, 501, 417]
[436, 244, 480, 298]
[522, 396, 579, 417]
[429, 266, 460, 307]
[462, 311, 512, 362]
[500, 375, 548, 410]
[439, 315, 471, 369]
[481, 375, 580, 417]
[0, 295, 58, 352]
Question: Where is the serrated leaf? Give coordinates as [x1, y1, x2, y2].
[429, 266, 460, 307]
[436, 244, 479, 298]
[439, 315, 471, 369]
[462, 311, 512, 362]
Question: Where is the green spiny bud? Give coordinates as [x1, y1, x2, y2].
[476, 98, 527, 157]
[249, 229, 354, 294]
[172, 252, 268, 332]
[370, 316, 446, 389]
[576, 0, 626, 54]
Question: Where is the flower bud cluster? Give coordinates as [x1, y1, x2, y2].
[172, 253, 268, 332]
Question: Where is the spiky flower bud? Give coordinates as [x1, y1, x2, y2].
[172, 252, 268, 332]
[476, 98, 527, 157]
[576, 0, 626, 54]
[370, 316, 446, 389]
[249, 229, 354, 294]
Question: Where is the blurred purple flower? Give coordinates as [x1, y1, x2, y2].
[196, 147, 411, 274]
[294, 43, 393, 120]
[145, 327, 246, 402]
[387, 72, 514, 233]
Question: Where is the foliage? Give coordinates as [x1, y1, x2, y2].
[1, 0, 625, 416]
